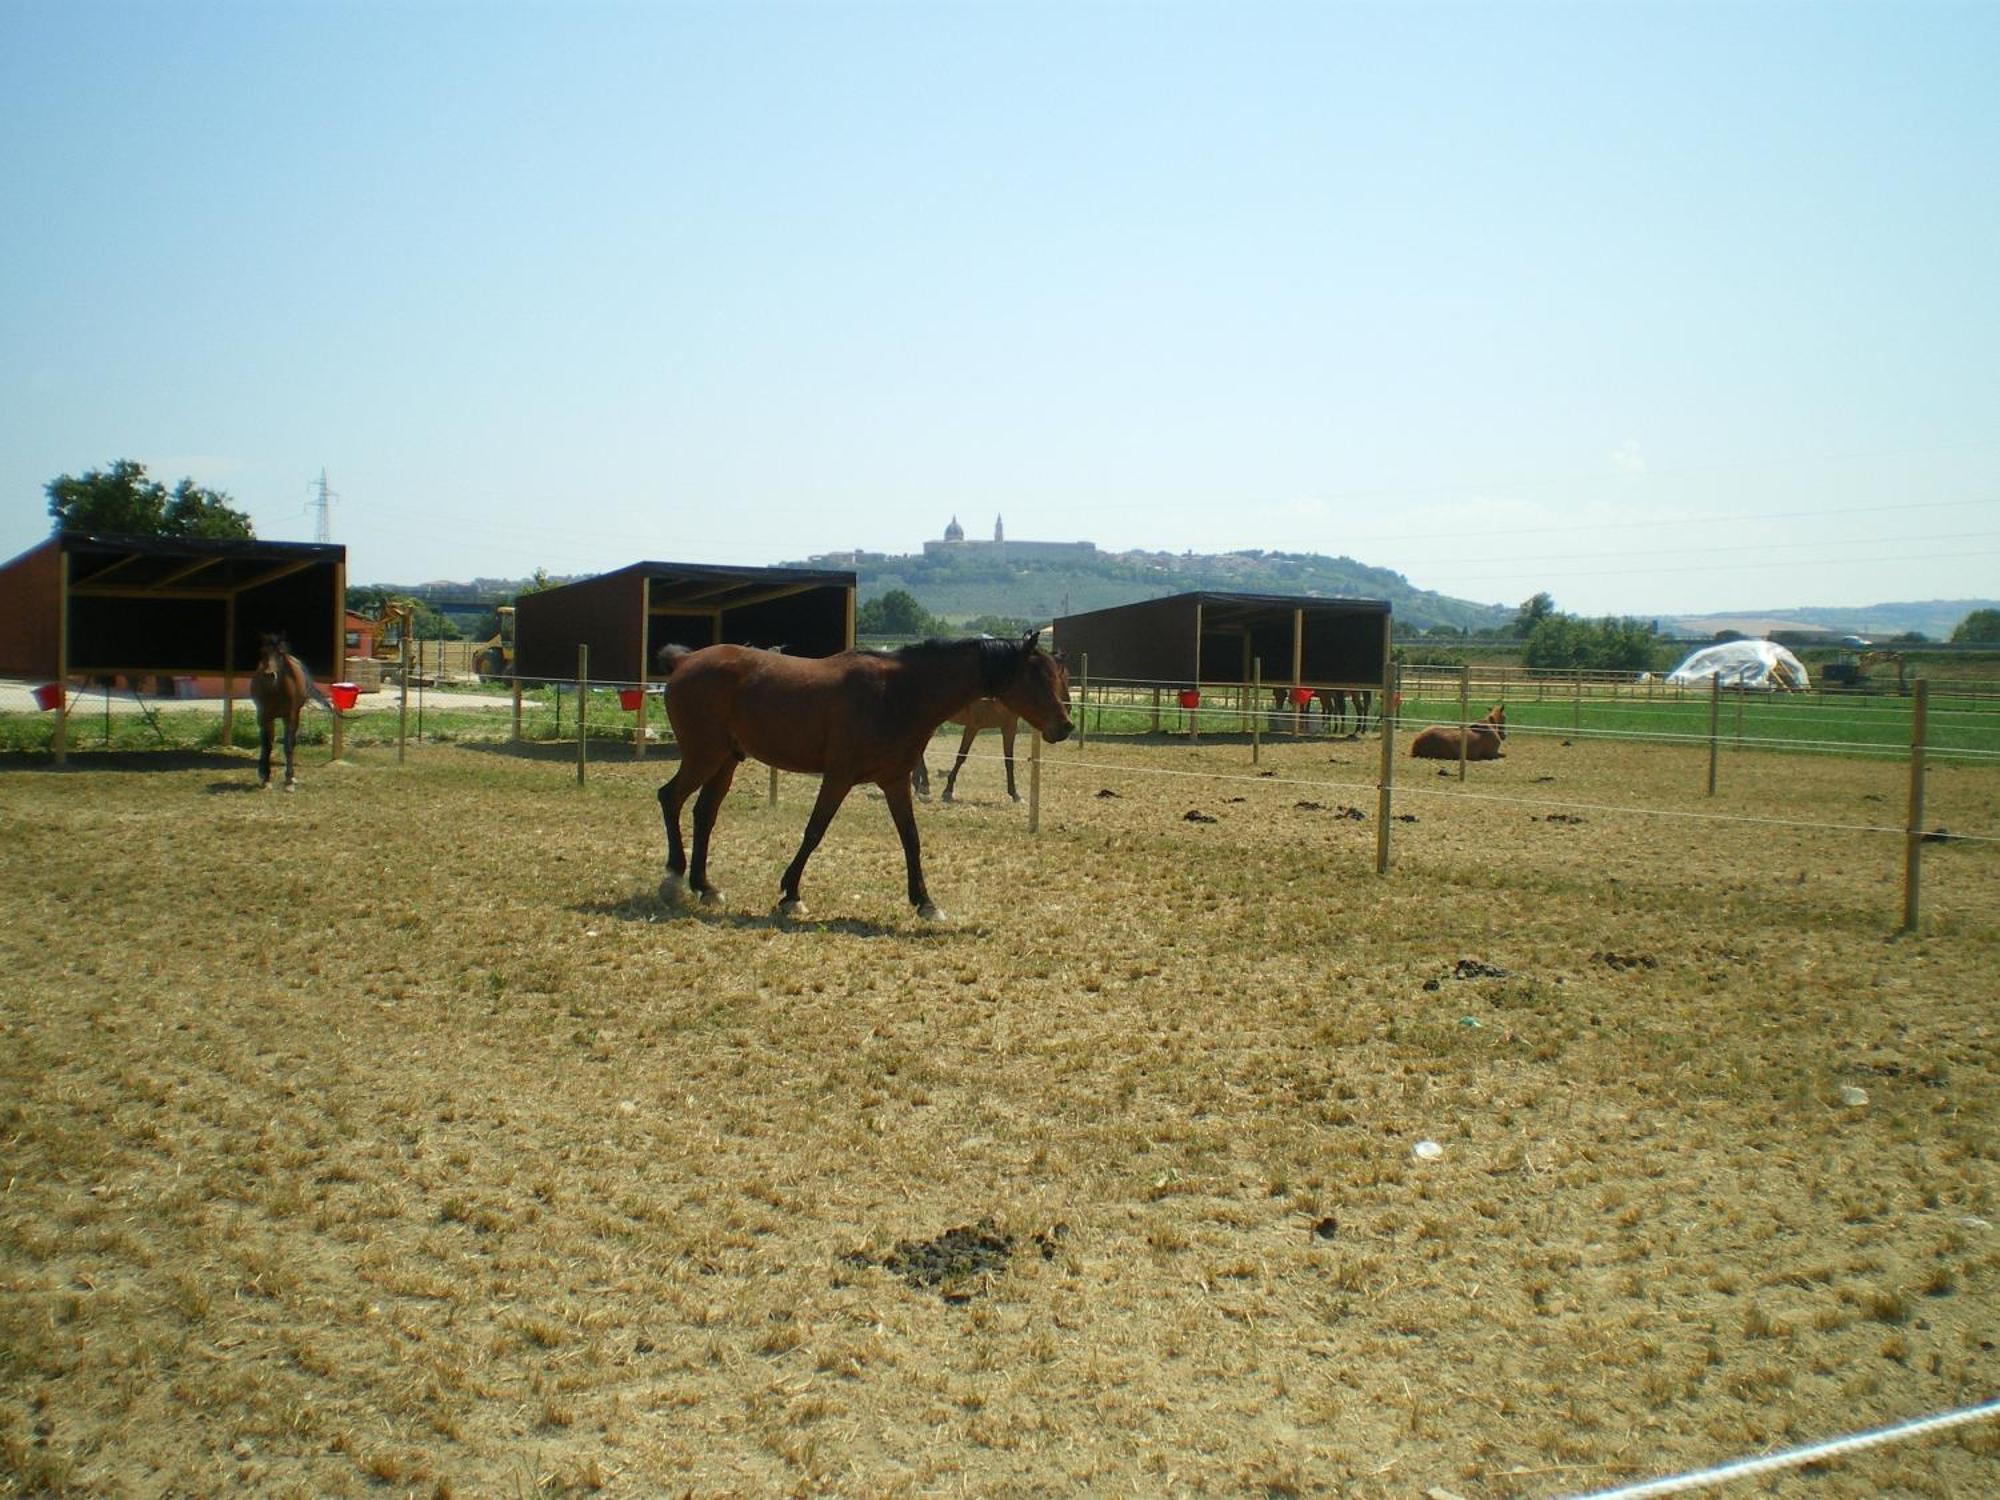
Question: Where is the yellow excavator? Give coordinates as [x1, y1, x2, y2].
[1821, 649, 1906, 694]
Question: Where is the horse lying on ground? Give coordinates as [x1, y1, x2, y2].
[913, 698, 1021, 803]
[1409, 704, 1505, 761]
[654, 633, 1072, 920]
[250, 632, 333, 790]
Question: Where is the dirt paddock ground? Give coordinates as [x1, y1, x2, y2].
[2, 730, 1996, 1497]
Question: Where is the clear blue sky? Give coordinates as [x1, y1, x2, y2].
[3, 0, 1995, 620]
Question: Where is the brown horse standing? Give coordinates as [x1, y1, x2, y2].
[1410, 704, 1506, 761]
[912, 698, 1021, 803]
[249, 632, 329, 790]
[655, 633, 1072, 919]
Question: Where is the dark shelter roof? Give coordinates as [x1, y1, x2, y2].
[1052, 590, 1392, 687]
[0, 532, 346, 679]
[512, 560, 857, 683]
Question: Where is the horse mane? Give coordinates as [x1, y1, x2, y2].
[889, 636, 1025, 694]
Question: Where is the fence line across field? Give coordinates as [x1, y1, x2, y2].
[1563, 1396, 2000, 1500]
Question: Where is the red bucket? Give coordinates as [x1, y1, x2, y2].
[1177, 688, 1201, 711]
[32, 682, 64, 712]
[328, 682, 360, 712]
[618, 688, 645, 712]
[1289, 686, 1313, 707]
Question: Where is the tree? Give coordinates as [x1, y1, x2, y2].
[1511, 592, 1555, 638]
[46, 459, 255, 539]
[1950, 609, 2000, 644]
[856, 588, 942, 637]
[1523, 613, 1662, 673]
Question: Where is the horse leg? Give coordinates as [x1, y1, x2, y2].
[878, 776, 940, 919]
[257, 711, 274, 788]
[282, 708, 300, 789]
[776, 775, 853, 917]
[657, 753, 723, 893]
[942, 725, 978, 803]
[912, 758, 931, 802]
[686, 759, 739, 904]
[1001, 720, 1019, 801]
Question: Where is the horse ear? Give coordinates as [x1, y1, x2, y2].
[1020, 629, 1040, 655]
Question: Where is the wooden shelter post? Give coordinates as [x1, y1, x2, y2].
[1291, 607, 1306, 735]
[1191, 602, 1204, 741]
[221, 591, 237, 746]
[634, 577, 650, 760]
[330, 557, 346, 764]
[52, 549, 70, 766]
[1251, 658, 1262, 765]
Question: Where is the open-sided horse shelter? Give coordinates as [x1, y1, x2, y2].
[0, 532, 347, 763]
[512, 561, 858, 687]
[1051, 591, 1393, 699]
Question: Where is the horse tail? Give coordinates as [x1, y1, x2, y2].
[655, 644, 694, 677]
[293, 655, 335, 712]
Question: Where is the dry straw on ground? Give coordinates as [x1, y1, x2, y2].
[2, 729, 1996, 1497]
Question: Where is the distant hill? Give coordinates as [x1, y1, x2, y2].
[1671, 600, 1998, 642]
[782, 547, 1514, 634]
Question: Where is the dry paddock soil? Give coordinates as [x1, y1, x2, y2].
[2, 727, 1997, 1498]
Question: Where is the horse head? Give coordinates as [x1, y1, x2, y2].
[255, 632, 289, 679]
[1485, 705, 1507, 739]
[993, 630, 1073, 743]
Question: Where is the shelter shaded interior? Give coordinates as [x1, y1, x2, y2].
[1054, 592, 1390, 688]
[514, 562, 855, 683]
[0, 534, 344, 678]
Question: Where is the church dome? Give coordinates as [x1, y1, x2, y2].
[944, 515, 964, 542]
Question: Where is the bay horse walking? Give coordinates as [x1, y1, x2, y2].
[912, 698, 1021, 803]
[1409, 704, 1506, 761]
[1269, 686, 1375, 735]
[249, 632, 332, 790]
[655, 633, 1072, 920]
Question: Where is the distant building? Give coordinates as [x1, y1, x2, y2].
[922, 514, 1096, 561]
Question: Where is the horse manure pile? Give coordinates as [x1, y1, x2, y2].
[1425, 957, 1512, 990]
[844, 1220, 1067, 1301]
[1594, 951, 1658, 971]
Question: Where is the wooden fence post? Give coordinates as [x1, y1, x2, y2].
[511, 678, 523, 742]
[1078, 653, 1089, 748]
[1902, 679, 1929, 933]
[397, 633, 410, 765]
[576, 644, 588, 786]
[1706, 673, 1719, 796]
[1029, 730, 1043, 834]
[1458, 662, 1471, 781]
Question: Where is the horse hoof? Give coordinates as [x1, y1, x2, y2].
[698, 888, 724, 907]
[258, 781, 272, 792]
[774, 897, 806, 920]
[917, 902, 947, 923]
[659, 874, 686, 904]
[284, 781, 298, 793]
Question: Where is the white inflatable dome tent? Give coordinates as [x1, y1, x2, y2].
[1665, 639, 1811, 692]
